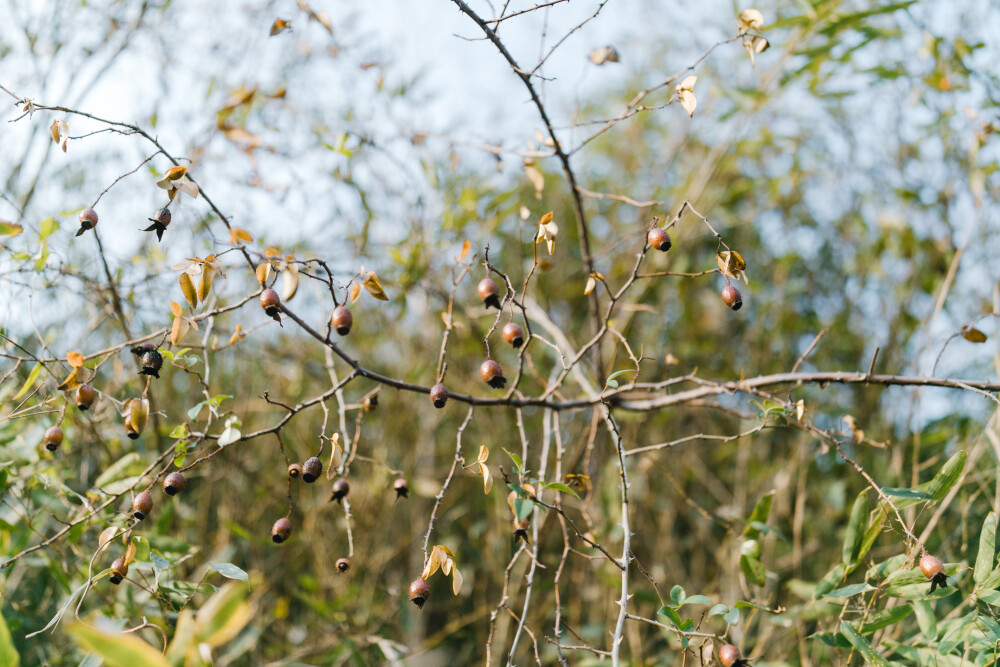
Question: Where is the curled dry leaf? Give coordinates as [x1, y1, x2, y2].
[123, 538, 137, 567]
[57, 366, 93, 392]
[179, 272, 198, 308]
[796, 399, 805, 421]
[255, 262, 272, 286]
[961, 327, 988, 343]
[349, 283, 362, 304]
[584, 275, 596, 295]
[0, 221, 24, 236]
[281, 259, 299, 301]
[97, 526, 117, 555]
[738, 8, 764, 31]
[459, 239, 471, 261]
[588, 46, 621, 65]
[66, 350, 85, 368]
[170, 301, 183, 318]
[228, 324, 245, 345]
[363, 271, 388, 301]
[50, 120, 70, 152]
[171, 316, 190, 346]
[198, 265, 215, 302]
[675, 75, 698, 117]
[472, 445, 492, 494]
[716, 250, 747, 281]
[535, 211, 558, 255]
[229, 228, 253, 245]
[270, 18, 291, 35]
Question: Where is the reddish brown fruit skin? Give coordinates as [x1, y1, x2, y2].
[76, 384, 96, 410]
[409, 577, 430, 608]
[920, 554, 944, 578]
[43, 426, 64, 451]
[480, 360, 506, 389]
[288, 463, 303, 478]
[393, 478, 409, 499]
[163, 472, 185, 496]
[336, 558, 351, 573]
[109, 557, 128, 585]
[260, 289, 281, 317]
[430, 383, 448, 408]
[718, 644, 742, 667]
[502, 322, 525, 349]
[721, 285, 743, 311]
[272, 517, 292, 543]
[132, 490, 153, 520]
[151, 208, 171, 225]
[513, 518, 530, 543]
[647, 227, 672, 252]
[79, 208, 98, 229]
[332, 306, 353, 336]
[477, 278, 501, 309]
[330, 479, 350, 503]
[302, 457, 322, 483]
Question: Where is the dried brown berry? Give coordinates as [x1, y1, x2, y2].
[330, 479, 350, 503]
[921, 554, 948, 592]
[718, 644, 742, 667]
[513, 517, 530, 543]
[363, 394, 378, 411]
[647, 227, 671, 252]
[272, 517, 292, 543]
[480, 359, 506, 389]
[502, 322, 524, 348]
[336, 557, 351, 573]
[143, 208, 172, 241]
[75, 384, 96, 411]
[393, 478, 409, 499]
[260, 288, 281, 318]
[409, 577, 430, 608]
[477, 277, 501, 309]
[721, 285, 743, 311]
[430, 383, 448, 408]
[163, 472, 185, 496]
[332, 305, 353, 336]
[109, 557, 128, 585]
[134, 348, 163, 378]
[288, 463, 303, 479]
[43, 426, 64, 452]
[302, 457, 323, 483]
[132, 490, 153, 520]
[76, 208, 98, 237]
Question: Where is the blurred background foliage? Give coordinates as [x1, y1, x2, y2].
[1, 0, 1000, 664]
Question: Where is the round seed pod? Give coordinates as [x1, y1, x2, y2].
[271, 517, 292, 543]
[75, 384, 96, 410]
[79, 208, 98, 230]
[302, 457, 323, 484]
[109, 557, 128, 585]
[331, 306, 353, 336]
[43, 426, 64, 452]
[480, 359, 506, 389]
[920, 554, 944, 579]
[132, 490, 153, 520]
[330, 479, 350, 503]
[409, 577, 430, 608]
[502, 322, 524, 348]
[721, 285, 743, 311]
[647, 227, 671, 252]
[430, 383, 449, 409]
[393, 478, 409, 499]
[260, 289, 281, 317]
[718, 644, 742, 667]
[139, 349, 163, 378]
[477, 278, 501, 309]
[163, 472, 185, 496]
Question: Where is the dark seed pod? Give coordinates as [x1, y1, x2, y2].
[330, 479, 350, 503]
[76, 208, 98, 237]
[336, 557, 351, 573]
[331, 306, 353, 336]
[513, 518, 530, 543]
[721, 285, 743, 311]
[143, 208, 172, 241]
[163, 472, 185, 496]
[288, 463, 303, 479]
[137, 349, 163, 378]
[302, 457, 323, 483]
[363, 394, 378, 411]
[409, 577, 430, 608]
[132, 490, 153, 520]
[502, 322, 525, 348]
[43, 426, 64, 452]
[260, 289, 281, 318]
[109, 557, 128, 585]
[430, 383, 448, 409]
[75, 383, 96, 410]
[480, 359, 506, 389]
[477, 278, 501, 309]
[272, 517, 292, 543]
[393, 478, 409, 499]
[719, 644, 743, 667]
[647, 227, 671, 252]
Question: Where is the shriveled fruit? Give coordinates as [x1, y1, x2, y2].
[336, 557, 351, 573]
[718, 644, 743, 667]
[330, 479, 350, 503]
[921, 554, 948, 592]
[393, 478, 409, 499]
[288, 463, 303, 479]
[76, 208, 98, 237]
[143, 207, 172, 241]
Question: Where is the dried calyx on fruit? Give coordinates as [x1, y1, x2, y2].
[163, 472, 185, 496]
[330, 479, 350, 503]
[477, 277, 501, 310]
[76, 207, 98, 237]
[132, 345, 163, 378]
[109, 557, 128, 585]
[920, 554, 948, 592]
[393, 478, 409, 499]
[302, 457, 322, 483]
[363, 394, 378, 411]
[480, 359, 506, 389]
[272, 517, 292, 543]
[409, 577, 430, 608]
[288, 463, 303, 479]
[142, 207, 172, 241]
[43, 426, 64, 452]
[718, 644, 747, 667]
[336, 557, 351, 573]
[721, 284, 743, 311]
[260, 288, 282, 323]
[75, 383, 96, 410]
[502, 322, 524, 348]
[331, 305, 352, 336]
[132, 490, 153, 520]
[647, 226, 672, 252]
[513, 518, 530, 543]
[430, 383, 449, 408]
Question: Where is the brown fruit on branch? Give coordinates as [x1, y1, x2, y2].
[75, 384, 96, 411]
[502, 322, 525, 348]
[721, 285, 743, 311]
[109, 557, 128, 585]
[143, 207, 172, 241]
[513, 518, 530, 543]
[480, 359, 506, 389]
[332, 305, 353, 336]
[477, 277, 501, 309]
[134, 347, 163, 378]
[430, 383, 449, 408]
[260, 288, 281, 320]
[163, 472, 185, 496]
[43, 426, 64, 452]
[336, 557, 351, 573]
[330, 479, 350, 503]
[409, 577, 430, 608]
[302, 457, 323, 483]
[271, 517, 292, 543]
[647, 227, 672, 252]
[393, 478, 409, 499]
[132, 490, 153, 520]
[921, 554, 948, 592]
[718, 644, 743, 667]
[76, 208, 98, 237]
[287, 463, 303, 479]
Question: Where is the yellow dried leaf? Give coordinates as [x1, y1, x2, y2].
[281, 262, 299, 301]
[588, 45, 620, 65]
[540, 211, 553, 226]
[459, 239, 471, 261]
[130, 398, 149, 436]
[198, 265, 214, 302]
[738, 8, 764, 30]
[229, 227, 254, 245]
[349, 283, 362, 304]
[796, 399, 805, 421]
[716, 250, 747, 280]
[175, 177, 199, 198]
[49, 120, 59, 144]
[264, 247, 282, 258]
[170, 316, 190, 346]
[228, 324, 244, 345]
[179, 272, 198, 308]
[170, 301, 183, 318]
[66, 350, 85, 368]
[97, 526, 117, 555]
[56, 367, 81, 392]
[270, 18, 291, 35]
[165, 166, 188, 181]
[363, 271, 388, 301]
[584, 275, 596, 295]
[451, 565, 463, 595]
[475, 445, 489, 464]
[123, 538, 137, 566]
[961, 327, 988, 343]
[255, 263, 270, 286]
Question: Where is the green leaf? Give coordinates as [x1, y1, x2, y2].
[740, 554, 766, 587]
[880, 487, 934, 500]
[11, 363, 41, 401]
[823, 583, 873, 599]
[670, 585, 685, 604]
[839, 620, 890, 666]
[94, 453, 141, 489]
[193, 583, 252, 648]
[541, 482, 580, 499]
[707, 603, 728, 617]
[723, 607, 740, 625]
[502, 448, 523, 473]
[893, 450, 967, 509]
[209, 562, 249, 582]
[743, 492, 774, 539]
[39, 217, 58, 240]
[912, 600, 937, 639]
[852, 604, 912, 633]
[856, 506, 886, 568]
[169, 424, 189, 439]
[975, 512, 997, 586]
[813, 563, 847, 599]
[0, 222, 23, 236]
[0, 610, 19, 667]
[605, 369, 636, 387]
[656, 605, 682, 627]
[680, 595, 713, 606]
[514, 498, 534, 522]
[842, 491, 867, 572]
[68, 623, 169, 667]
